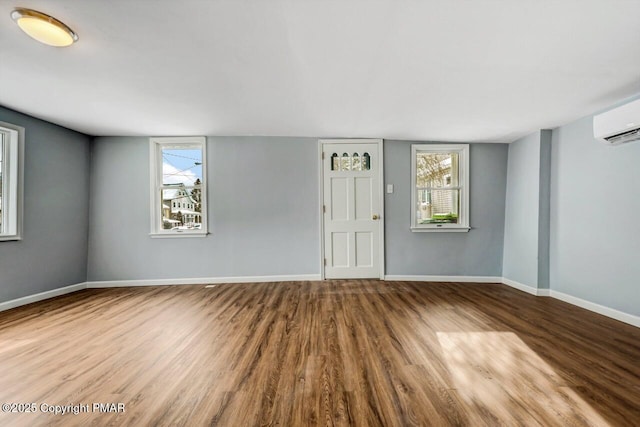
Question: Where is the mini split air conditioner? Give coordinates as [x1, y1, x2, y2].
[593, 98, 640, 145]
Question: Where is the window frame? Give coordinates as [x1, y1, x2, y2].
[411, 144, 470, 232]
[149, 136, 208, 238]
[0, 122, 25, 242]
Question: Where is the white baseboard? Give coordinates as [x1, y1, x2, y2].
[385, 275, 637, 328]
[550, 290, 640, 328]
[2, 275, 636, 329]
[500, 277, 637, 327]
[384, 275, 502, 283]
[501, 277, 550, 296]
[0, 282, 87, 313]
[537, 289, 551, 297]
[87, 274, 322, 288]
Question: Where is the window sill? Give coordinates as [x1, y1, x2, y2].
[149, 232, 209, 239]
[0, 235, 23, 242]
[410, 226, 470, 233]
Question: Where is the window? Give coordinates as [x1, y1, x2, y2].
[411, 144, 469, 232]
[0, 122, 24, 241]
[330, 151, 371, 171]
[149, 137, 207, 237]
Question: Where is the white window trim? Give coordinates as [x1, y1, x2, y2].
[149, 136, 208, 238]
[0, 122, 24, 242]
[411, 143, 470, 232]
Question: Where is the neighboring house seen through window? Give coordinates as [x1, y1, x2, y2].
[0, 122, 24, 242]
[411, 144, 470, 232]
[149, 137, 207, 237]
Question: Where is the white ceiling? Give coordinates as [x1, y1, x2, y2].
[1, 0, 639, 142]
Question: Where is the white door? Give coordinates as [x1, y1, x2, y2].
[322, 140, 383, 279]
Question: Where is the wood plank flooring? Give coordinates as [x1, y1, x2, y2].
[0, 281, 638, 426]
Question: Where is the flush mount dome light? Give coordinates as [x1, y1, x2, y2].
[10, 8, 78, 47]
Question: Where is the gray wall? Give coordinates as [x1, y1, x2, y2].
[87, 136, 320, 281]
[502, 131, 543, 287]
[0, 106, 91, 302]
[550, 104, 640, 316]
[89, 137, 509, 281]
[3, 100, 637, 321]
[384, 141, 508, 277]
[537, 130, 552, 289]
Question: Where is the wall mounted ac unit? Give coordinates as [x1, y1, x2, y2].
[593, 98, 640, 145]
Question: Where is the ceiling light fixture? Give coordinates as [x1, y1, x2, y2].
[10, 8, 78, 47]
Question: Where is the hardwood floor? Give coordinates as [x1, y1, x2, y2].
[0, 281, 638, 426]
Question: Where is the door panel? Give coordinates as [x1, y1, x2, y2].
[331, 232, 349, 267]
[330, 177, 349, 221]
[354, 177, 372, 220]
[355, 232, 373, 267]
[323, 141, 381, 279]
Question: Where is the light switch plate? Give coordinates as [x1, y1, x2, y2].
[386, 184, 394, 194]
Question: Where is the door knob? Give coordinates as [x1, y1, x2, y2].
[372, 214, 379, 220]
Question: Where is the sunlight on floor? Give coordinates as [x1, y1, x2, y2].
[437, 332, 610, 426]
[0, 340, 36, 356]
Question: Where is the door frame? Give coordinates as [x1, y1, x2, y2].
[318, 138, 385, 280]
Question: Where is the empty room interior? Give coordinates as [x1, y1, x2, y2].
[1, 1, 639, 426]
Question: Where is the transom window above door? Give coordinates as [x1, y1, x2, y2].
[330, 152, 371, 171]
